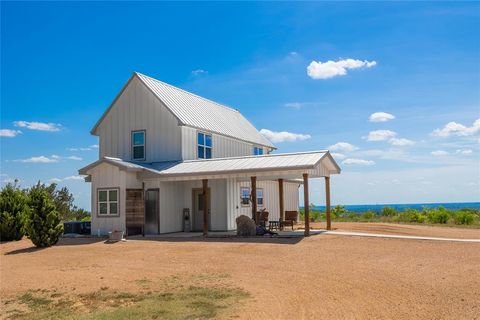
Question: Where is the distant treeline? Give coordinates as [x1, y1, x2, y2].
[299, 204, 480, 226]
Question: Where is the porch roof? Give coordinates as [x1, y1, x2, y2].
[79, 150, 341, 181]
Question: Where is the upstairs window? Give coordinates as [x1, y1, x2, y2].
[132, 130, 145, 160]
[240, 187, 250, 206]
[197, 132, 212, 159]
[98, 188, 119, 216]
[253, 147, 264, 156]
[257, 188, 264, 207]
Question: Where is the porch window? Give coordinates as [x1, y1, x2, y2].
[257, 188, 264, 207]
[253, 147, 263, 156]
[132, 130, 145, 160]
[197, 132, 212, 159]
[98, 188, 119, 216]
[240, 187, 250, 206]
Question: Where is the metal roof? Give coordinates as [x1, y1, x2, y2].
[79, 150, 341, 180]
[92, 72, 275, 149]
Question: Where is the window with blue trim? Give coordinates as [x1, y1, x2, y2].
[253, 147, 263, 156]
[197, 132, 212, 159]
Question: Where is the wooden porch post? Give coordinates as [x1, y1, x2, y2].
[202, 179, 208, 236]
[303, 173, 310, 237]
[278, 178, 284, 230]
[325, 176, 331, 230]
[251, 176, 257, 222]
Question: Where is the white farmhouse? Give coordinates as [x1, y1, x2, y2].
[79, 72, 340, 237]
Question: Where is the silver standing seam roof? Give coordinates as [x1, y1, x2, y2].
[79, 150, 341, 179]
[91, 72, 275, 149]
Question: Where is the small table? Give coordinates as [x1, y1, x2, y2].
[268, 221, 280, 231]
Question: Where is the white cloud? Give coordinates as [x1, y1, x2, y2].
[389, 138, 415, 146]
[67, 147, 92, 151]
[90, 144, 99, 149]
[49, 178, 62, 183]
[456, 149, 473, 155]
[63, 175, 85, 181]
[15, 156, 59, 163]
[342, 158, 376, 166]
[259, 129, 311, 143]
[330, 152, 346, 160]
[431, 150, 449, 156]
[307, 58, 377, 80]
[0, 129, 22, 137]
[431, 118, 480, 137]
[366, 130, 397, 141]
[327, 142, 358, 152]
[369, 112, 395, 123]
[65, 156, 82, 161]
[191, 69, 208, 76]
[14, 121, 62, 132]
[284, 102, 304, 109]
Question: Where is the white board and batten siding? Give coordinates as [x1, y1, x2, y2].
[89, 163, 142, 235]
[97, 76, 182, 162]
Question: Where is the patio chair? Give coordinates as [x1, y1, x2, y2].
[256, 211, 269, 227]
[280, 211, 298, 230]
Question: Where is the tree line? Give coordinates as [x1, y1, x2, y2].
[0, 180, 90, 246]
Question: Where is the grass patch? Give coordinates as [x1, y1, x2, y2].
[5, 274, 249, 320]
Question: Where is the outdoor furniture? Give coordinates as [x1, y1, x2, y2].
[256, 211, 269, 227]
[280, 211, 298, 230]
[268, 220, 280, 231]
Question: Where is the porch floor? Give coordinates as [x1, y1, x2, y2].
[129, 229, 326, 239]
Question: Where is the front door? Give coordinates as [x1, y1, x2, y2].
[145, 189, 159, 234]
[193, 189, 210, 232]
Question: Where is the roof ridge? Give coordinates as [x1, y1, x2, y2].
[134, 72, 240, 113]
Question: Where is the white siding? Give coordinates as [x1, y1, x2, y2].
[97, 76, 182, 162]
[181, 126, 265, 160]
[89, 163, 142, 236]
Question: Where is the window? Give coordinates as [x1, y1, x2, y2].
[197, 132, 212, 159]
[240, 187, 250, 206]
[257, 188, 264, 207]
[98, 189, 119, 216]
[132, 130, 145, 160]
[253, 147, 263, 156]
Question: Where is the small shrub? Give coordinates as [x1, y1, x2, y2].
[453, 210, 474, 225]
[0, 182, 29, 242]
[399, 208, 425, 223]
[331, 205, 347, 220]
[381, 206, 397, 217]
[24, 183, 64, 247]
[426, 207, 449, 224]
[347, 212, 359, 221]
[362, 210, 376, 221]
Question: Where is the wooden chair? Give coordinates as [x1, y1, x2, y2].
[280, 211, 298, 230]
[256, 211, 269, 227]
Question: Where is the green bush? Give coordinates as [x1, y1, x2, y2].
[453, 210, 475, 225]
[0, 182, 29, 242]
[347, 212, 359, 221]
[381, 206, 397, 217]
[24, 183, 64, 247]
[331, 205, 348, 220]
[425, 207, 449, 224]
[362, 210, 376, 221]
[398, 208, 425, 223]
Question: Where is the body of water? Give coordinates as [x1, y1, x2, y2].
[308, 202, 480, 213]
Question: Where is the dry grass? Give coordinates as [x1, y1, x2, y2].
[1, 223, 479, 319]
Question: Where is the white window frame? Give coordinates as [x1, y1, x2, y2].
[257, 188, 264, 207]
[97, 188, 120, 217]
[197, 131, 213, 159]
[240, 187, 250, 207]
[132, 130, 146, 161]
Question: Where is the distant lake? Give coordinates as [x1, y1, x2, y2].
[306, 202, 480, 213]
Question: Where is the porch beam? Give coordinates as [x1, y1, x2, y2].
[325, 176, 331, 230]
[303, 173, 310, 237]
[251, 176, 257, 222]
[202, 179, 208, 236]
[278, 178, 284, 230]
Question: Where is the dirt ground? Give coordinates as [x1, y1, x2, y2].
[1, 223, 480, 319]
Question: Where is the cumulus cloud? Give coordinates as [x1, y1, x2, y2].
[369, 112, 395, 123]
[431, 150, 448, 156]
[284, 102, 304, 109]
[342, 158, 376, 166]
[14, 121, 62, 132]
[327, 142, 358, 152]
[330, 152, 346, 160]
[307, 58, 377, 80]
[191, 69, 208, 76]
[431, 118, 480, 137]
[0, 129, 22, 137]
[65, 156, 82, 161]
[456, 149, 473, 155]
[366, 130, 397, 141]
[63, 175, 85, 181]
[389, 138, 415, 146]
[15, 156, 59, 163]
[90, 144, 99, 149]
[49, 178, 62, 183]
[259, 129, 311, 143]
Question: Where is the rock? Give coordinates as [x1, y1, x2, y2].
[236, 215, 256, 236]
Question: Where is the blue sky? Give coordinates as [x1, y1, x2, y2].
[1, 2, 479, 209]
